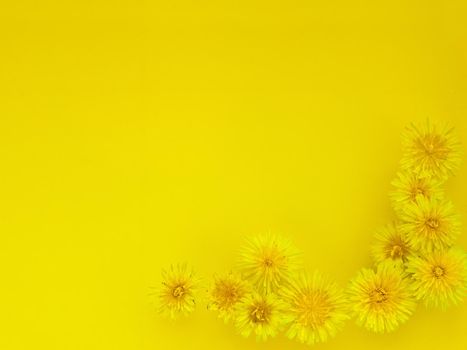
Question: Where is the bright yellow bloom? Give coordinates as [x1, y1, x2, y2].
[407, 247, 467, 309]
[235, 291, 285, 341]
[207, 272, 250, 322]
[400, 196, 460, 252]
[157, 263, 198, 319]
[238, 233, 301, 293]
[371, 222, 411, 265]
[401, 120, 461, 180]
[347, 262, 417, 333]
[281, 271, 349, 345]
[390, 171, 443, 213]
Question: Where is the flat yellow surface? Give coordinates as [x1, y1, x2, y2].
[1, 1, 467, 349]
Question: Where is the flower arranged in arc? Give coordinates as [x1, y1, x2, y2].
[155, 120, 467, 345]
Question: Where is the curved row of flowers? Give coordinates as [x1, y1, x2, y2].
[155, 120, 467, 346]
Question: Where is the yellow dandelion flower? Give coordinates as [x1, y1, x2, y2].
[235, 291, 285, 341]
[400, 196, 460, 252]
[207, 272, 250, 322]
[157, 263, 198, 319]
[390, 171, 443, 213]
[238, 233, 301, 293]
[407, 247, 467, 309]
[401, 120, 461, 179]
[347, 262, 417, 333]
[281, 271, 349, 345]
[371, 222, 411, 265]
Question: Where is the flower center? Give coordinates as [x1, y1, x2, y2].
[390, 245, 403, 259]
[250, 305, 269, 323]
[298, 293, 330, 327]
[224, 288, 237, 300]
[411, 185, 426, 200]
[370, 288, 388, 304]
[425, 142, 435, 154]
[218, 285, 238, 306]
[426, 218, 439, 230]
[173, 285, 185, 298]
[420, 135, 448, 160]
[433, 266, 445, 278]
[264, 258, 274, 267]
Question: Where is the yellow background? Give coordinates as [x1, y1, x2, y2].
[1, 1, 467, 349]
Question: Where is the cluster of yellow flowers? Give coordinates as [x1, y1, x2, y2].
[155, 120, 467, 345]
